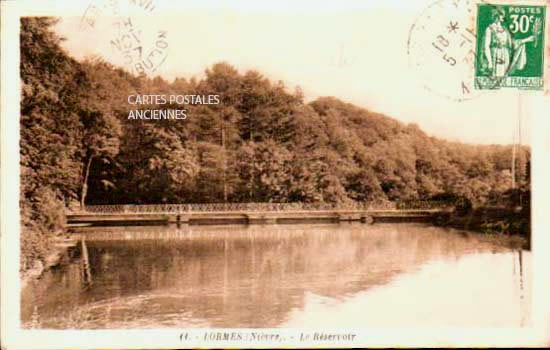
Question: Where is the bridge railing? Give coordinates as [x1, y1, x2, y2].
[79, 201, 399, 214]
[396, 200, 455, 210]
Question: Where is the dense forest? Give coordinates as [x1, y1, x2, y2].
[20, 17, 530, 270]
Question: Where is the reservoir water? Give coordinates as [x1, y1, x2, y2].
[21, 223, 530, 329]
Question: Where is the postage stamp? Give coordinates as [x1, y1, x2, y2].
[474, 3, 546, 90]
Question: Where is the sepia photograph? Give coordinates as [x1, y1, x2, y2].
[2, 0, 550, 348]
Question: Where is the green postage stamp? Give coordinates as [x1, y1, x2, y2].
[475, 3, 546, 90]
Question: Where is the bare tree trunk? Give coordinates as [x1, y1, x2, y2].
[80, 155, 93, 210]
[511, 143, 516, 189]
[222, 124, 227, 202]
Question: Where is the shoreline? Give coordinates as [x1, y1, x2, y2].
[20, 235, 78, 289]
[439, 207, 530, 250]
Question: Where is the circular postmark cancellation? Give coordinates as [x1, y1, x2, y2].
[409, 0, 547, 98]
[80, 0, 169, 76]
[408, 0, 482, 101]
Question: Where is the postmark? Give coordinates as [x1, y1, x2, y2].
[80, 0, 168, 76]
[474, 3, 546, 90]
[408, 0, 481, 101]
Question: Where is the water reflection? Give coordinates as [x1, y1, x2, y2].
[21, 223, 530, 329]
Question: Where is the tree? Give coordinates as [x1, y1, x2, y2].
[235, 140, 293, 202]
[79, 110, 122, 209]
[20, 17, 88, 268]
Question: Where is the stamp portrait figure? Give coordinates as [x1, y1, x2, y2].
[482, 6, 541, 78]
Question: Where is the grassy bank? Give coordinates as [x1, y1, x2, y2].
[20, 187, 73, 282]
[439, 206, 530, 250]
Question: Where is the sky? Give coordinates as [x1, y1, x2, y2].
[51, 0, 531, 145]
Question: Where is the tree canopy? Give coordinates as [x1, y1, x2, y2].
[19, 17, 530, 268]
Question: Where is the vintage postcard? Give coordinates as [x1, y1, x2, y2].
[1, 0, 550, 348]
